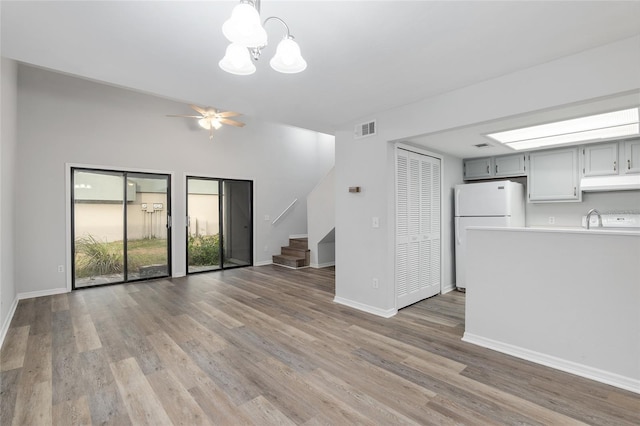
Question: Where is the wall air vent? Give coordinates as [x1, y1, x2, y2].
[474, 142, 492, 149]
[355, 120, 377, 139]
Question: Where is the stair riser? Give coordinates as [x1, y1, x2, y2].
[289, 238, 308, 250]
[272, 255, 305, 268]
[282, 247, 309, 257]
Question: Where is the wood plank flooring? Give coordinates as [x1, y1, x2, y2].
[1, 266, 638, 425]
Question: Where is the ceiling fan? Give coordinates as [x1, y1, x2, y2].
[167, 104, 245, 140]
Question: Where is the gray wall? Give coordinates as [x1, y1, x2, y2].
[15, 64, 334, 294]
[1, 58, 18, 334]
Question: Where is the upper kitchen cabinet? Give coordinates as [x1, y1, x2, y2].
[494, 154, 527, 177]
[528, 147, 580, 202]
[624, 139, 640, 174]
[583, 142, 618, 176]
[463, 154, 527, 180]
[463, 157, 492, 180]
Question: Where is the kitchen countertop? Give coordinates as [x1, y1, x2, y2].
[467, 225, 640, 236]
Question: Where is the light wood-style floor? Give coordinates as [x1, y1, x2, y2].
[1, 266, 638, 425]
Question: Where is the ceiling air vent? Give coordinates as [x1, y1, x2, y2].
[474, 142, 492, 149]
[355, 120, 377, 139]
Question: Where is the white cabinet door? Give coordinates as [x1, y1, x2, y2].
[583, 142, 618, 176]
[624, 139, 640, 174]
[528, 148, 580, 202]
[463, 157, 492, 180]
[396, 149, 441, 310]
[495, 154, 527, 177]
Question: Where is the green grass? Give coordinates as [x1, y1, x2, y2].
[75, 234, 221, 278]
[75, 235, 168, 278]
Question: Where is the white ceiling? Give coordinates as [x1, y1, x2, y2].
[2, 1, 640, 156]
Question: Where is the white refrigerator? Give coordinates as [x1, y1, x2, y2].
[455, 180, 525, 289]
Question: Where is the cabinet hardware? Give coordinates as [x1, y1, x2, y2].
[486, 165, 490, 174]
[573, 187, 576, 196]
[495, 165, 498, 174]
[629, 159, 632, 170]
[613, 161, 617, 172]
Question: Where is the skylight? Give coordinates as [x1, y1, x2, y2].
[486, 107, 640, 150]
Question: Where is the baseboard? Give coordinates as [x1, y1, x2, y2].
[272, 263, 309, 270]
[254, 260, 273, 267]
[462, 332, 640, 395]
[310, 261, 335, 269]
[441, 283, 456, 294]
[0, 296, 19, 350]
[17, 287, 68, 301]
[333, 296, 397, 318]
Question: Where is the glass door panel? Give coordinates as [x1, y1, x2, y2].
[222, 180, 252, 268]
[187, 178, 221, 273]
[126, 173, 170, 280]
[72, 168, 171, 289]
[73, 170, 125, 287]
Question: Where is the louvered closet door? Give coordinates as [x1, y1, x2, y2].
[396, 149, 441, 309]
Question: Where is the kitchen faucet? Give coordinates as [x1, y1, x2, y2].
[586, 208, 602, 229]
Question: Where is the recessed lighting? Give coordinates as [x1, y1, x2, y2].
[486, 107, 640, 150]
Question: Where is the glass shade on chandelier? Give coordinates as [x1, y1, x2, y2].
[219, 43, 257, 75]
[270, 37, 307, 73]
[222, 3, 267, 48]
[220, 0, 306, 75]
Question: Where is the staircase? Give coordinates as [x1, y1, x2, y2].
[273, 237, 310, 269]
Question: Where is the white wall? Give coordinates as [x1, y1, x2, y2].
[526, 190, 640, 227]
[1, 58, 18, 339]
[15, 64, 334, 294]
[307, 167, 335, 268]
[335, 36, 640, 315]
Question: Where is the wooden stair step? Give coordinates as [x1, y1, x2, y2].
[272, 254, 306, 268]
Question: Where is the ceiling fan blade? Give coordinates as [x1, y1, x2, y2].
[216, 111, 241, 118]
[190, 104, 208, 115]
[209, 127, 214, 140]
[166, 114, 203, 118]
[220, 118, 245, 127]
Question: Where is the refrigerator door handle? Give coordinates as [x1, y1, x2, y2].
[455, 188, 460, 216]
[455, 217, 461, 245]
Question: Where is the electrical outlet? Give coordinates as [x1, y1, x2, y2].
[372, 278, 379, 289]
[548, 216, 555, 224]
[264, 215, 270, 221]
[57, 265, 64, 273]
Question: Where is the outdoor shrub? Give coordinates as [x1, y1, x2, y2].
[188, 234, 220, 266]
[75, 234, 124, 277]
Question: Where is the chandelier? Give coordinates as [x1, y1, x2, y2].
[219, 0, 307, 75]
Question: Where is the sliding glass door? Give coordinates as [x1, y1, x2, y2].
[72, 168, 171, 288]
[187, 177, 252, 274]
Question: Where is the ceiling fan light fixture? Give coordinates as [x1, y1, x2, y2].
[222, 2, 267, 47]
[270, 37, 307, 74]
[219, 43, 256, 75]
[211, 118, 223, 130]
